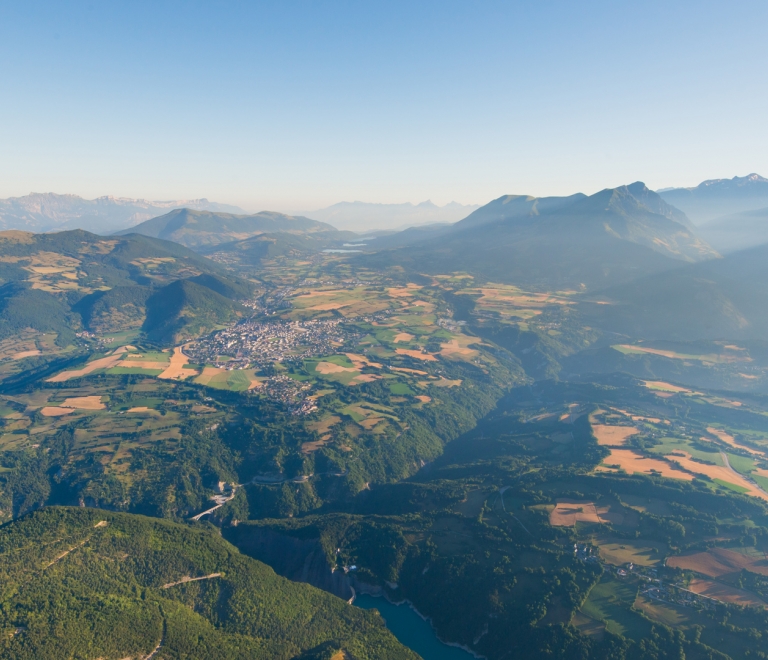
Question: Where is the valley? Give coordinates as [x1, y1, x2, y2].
[1, 182, 768, 659]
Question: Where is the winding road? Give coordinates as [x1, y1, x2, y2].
[190, 471, 349, 521]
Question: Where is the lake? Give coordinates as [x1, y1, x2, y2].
[355, 594, 477, 660]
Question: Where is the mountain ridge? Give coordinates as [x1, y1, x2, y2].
[0, 192, 244, 234]
[659, 173, 768, 224]
[362, 182, 717, 289]
[580, 241, 768, 340]
[117, 208, 348, 249]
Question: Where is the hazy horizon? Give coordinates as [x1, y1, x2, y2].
[3, 174, 765, 222]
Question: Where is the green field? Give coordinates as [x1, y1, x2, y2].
[713, 479, 750, 493]
[648, 436, 724, 465]
[580, 576, 652, 641]
[389, 382, 414, 395]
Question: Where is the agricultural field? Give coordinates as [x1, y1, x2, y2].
[47, 345, 194, 381]
[687, 579, 767, 608]
[667, 547, 768, 578]
[614, 342, 753, 365]
[593, 537, 666, 567]
[453, 283, 575, 324]
[580, 575, 652, 641]
[0, 377, 225, 498]
[549, 500, 623, 527]
[580, 384, 768, 500]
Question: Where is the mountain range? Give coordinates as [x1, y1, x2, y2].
[659, 173, 768, 224]
[0, 193, 244, 234]
[361, 182, 718, 290]
[696, 206, 768, 253]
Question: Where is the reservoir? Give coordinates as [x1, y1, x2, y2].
[355, 594, 477, 660]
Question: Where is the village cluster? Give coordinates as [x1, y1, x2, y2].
[573, 544, 719, 612]
[260, 374, 317, 415]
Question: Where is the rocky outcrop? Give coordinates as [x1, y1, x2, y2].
[226, 526, 353, 600]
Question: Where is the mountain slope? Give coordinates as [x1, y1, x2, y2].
[0, 229, 223, 290]
[0, 282, 80, 344]
[186, 272, 256, 300]
[659, 173, 768, 224]
[452, 193, 587, 230]
[142, 279, 247, 344]
[580, 242, 768, 340]
[200, 231, 357, 267]
[0, 193, 243, 234]
[117, 208, 345, 249]
[0, 507, 415, 660]
[698, 206, 768, 253]
[0, 230, 252, 348]
[363, 183, 717, 290]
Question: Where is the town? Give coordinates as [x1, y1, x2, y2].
[186, 317, 353, 370]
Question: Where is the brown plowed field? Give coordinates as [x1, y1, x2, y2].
[395, 348, 437, 361]
[592, 425, 639, 446]
[315, 362, 356, 374]
[391, 366, 428, 375]
[196, 366, 225, 385]
[61, 396, 105, 410]
[667, 547, 768, 577]
[158, 347, 195, 380]
[688, 579, 767, 608]
[118, 359, 169, 369]
[549, 500, 624, 527]
[40, 407, 76, 417]
[47, 353, 124, 382]
[666, 451, 768, 501]
[345, 353, 383, 368]
[707, 427, 764, 457]
[598, 449, 693, 480]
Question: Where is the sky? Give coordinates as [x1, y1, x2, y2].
[1, 0, 767, 212]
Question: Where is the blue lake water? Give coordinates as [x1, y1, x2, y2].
[355, 594, 476, 660]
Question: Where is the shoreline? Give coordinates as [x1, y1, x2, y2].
[353, 589, 487, 660]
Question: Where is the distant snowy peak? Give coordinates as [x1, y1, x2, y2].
[658, 174, 768, 224]
[0, 192, 244, 234]
[699, 173, 768, 188]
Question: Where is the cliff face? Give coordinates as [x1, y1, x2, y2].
[226, 526, 354, 600]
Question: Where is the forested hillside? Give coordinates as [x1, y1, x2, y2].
[0, 507, 415, 659]
[0, 230, 256, 385]
[118, 208, 354, 249]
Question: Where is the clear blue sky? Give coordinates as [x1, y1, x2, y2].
[1, 1, 766, 211]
